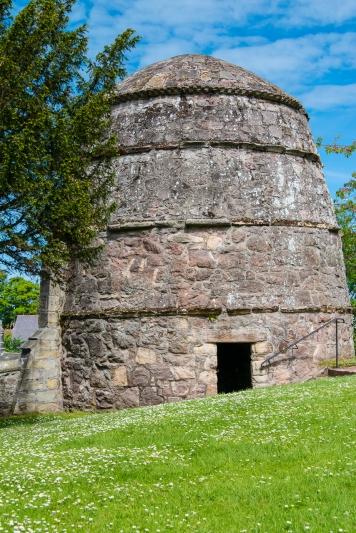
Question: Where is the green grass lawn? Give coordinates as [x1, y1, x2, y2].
[319, 357, 356, 369]
[1, 377, 356, 533]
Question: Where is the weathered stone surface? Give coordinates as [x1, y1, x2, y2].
[135, 347, 157, 364]
[207, 328, 267, 343]
[7, 54, 352, 416]
[0, 369, 21, 416]
[193, 343, 217, 356]
[63, 227, 349, 315]
[252, 342, 274, 355]
[111, 366, 128, 386]
[59, 311, 354, 410]
[115, 55, 301, 109]
[109, 151, 332, 224]
[6, 324, 64, 416]
[0, 353, 21, 373]
[116, 387, 139, 409]
[140, 386, 164, 405]
[131, 366, 151, 387]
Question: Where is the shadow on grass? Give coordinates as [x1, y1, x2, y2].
[0, 410, 95, 430]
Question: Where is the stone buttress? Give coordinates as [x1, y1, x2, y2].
[0, 277, 63, 415]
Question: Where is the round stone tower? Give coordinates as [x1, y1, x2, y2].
[59, 54, 353, 411]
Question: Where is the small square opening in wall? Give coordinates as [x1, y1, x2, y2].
[217, 343, 252, 393]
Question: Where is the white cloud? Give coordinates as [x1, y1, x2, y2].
[88, 0, 272, 36]
[78, 0, 356, 61]
[214, 33, 356, 90]
[277, 0, 356, 27]
[85, 0, 356, 35]
[299, 84, 356, 111]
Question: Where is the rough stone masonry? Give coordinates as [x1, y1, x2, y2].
[1, 54, 354, 416]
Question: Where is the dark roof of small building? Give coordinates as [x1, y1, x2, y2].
[12, 315, 38, 341]
[116, 54, 303, 110]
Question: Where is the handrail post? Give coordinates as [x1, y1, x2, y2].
[0, 320, 3, 357]
[335, 318, 339, 369]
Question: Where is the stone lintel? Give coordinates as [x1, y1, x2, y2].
[206, 329, 267, 343]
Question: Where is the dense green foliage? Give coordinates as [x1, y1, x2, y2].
[0, 377, 355, 532]
[3, 331, 23, 352]
[334, 178, 356, 307]
[317, 137, 356, 304]
[0, 271, 40, 327]
[317, 137, 356, 345]
[0, 0, 139, 278]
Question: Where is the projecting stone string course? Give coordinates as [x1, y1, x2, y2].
[2, 54, 353, 416]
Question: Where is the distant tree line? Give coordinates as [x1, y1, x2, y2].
[0, 271, 40, 328]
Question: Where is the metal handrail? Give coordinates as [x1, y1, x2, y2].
[0, 321, 3, 357]
[261, 317, 345, 368]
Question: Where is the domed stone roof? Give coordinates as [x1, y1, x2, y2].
[116, 54, 303, 111]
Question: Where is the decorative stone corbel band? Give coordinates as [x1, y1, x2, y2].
[107, 218, 340, 233]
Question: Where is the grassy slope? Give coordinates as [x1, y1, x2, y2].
[0, 377, 356, 533]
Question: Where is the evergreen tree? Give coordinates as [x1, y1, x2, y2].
[0, 0, 139, 278]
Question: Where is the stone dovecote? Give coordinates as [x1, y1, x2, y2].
[4, 54, 353, 415]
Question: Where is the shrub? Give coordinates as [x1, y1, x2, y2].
[3, 332, 23, 352]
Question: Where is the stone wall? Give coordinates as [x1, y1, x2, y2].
[61, 311, 353, 411]
[112, 94, 316, 153]
[63, 225, 349, 314]
[0, 353, 22, 416]
[110, 149, 333, 225]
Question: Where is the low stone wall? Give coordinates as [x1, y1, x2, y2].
[0, 352, 22, 416]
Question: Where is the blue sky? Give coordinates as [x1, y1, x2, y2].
[65, 0, 356, 199]
[14, 0, 356, 197]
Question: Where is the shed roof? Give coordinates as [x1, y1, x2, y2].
[12, 315, 38, 341]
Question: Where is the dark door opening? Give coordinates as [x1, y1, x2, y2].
[217, 343, 252, 393]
